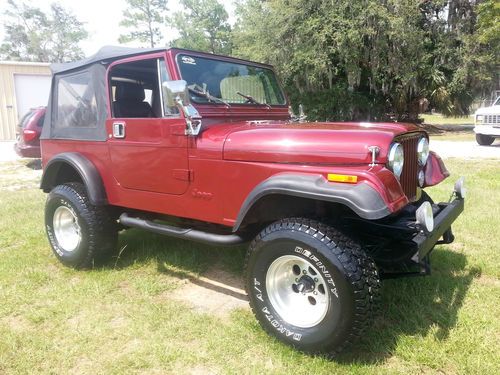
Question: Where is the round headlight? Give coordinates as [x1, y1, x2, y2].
[388, 143, 404, 178]
[416, 201, 434, 232]
[454, 176, 466, 199]
[417, 137, 429, 166]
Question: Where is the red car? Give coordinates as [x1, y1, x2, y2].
[39, 47, 465, 355]
[14, 106, 46, 158]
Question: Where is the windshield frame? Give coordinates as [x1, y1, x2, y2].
[174, 52, 287, 107]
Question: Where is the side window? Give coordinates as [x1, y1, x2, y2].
[109, 58, 176, 119]
[56, 71, 97, 128]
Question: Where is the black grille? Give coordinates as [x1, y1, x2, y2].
[397, 133, 421, 201]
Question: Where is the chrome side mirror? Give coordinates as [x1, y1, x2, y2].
[162, 80, 188, 107]
[162, 80, 202, 136]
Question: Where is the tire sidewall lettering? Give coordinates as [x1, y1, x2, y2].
[294, 245, 339, 298]
[248, 237, 347, 347]
[253, 277, 303, 341]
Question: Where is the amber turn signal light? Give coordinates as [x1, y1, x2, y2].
[327, 173, 358, 183]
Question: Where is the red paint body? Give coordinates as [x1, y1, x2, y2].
[41, 50, 449, 229]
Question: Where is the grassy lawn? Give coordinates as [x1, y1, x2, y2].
[0, 159, 499, 374]
[421, 114, 474, 126]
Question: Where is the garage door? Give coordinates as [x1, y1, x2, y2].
[14, 74, 51, 119]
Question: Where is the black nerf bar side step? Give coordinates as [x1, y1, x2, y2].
[119, 213, 246, 246]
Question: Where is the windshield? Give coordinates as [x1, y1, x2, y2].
[176, 54, 286, 106]
[495, 96, 500, 105]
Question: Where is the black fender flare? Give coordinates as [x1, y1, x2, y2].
[233, 174, 391, 232]
[40, 152, 108, 205]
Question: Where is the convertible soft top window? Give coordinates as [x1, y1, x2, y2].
[56, 71, 98, 129]
[177, 54, 286, 106]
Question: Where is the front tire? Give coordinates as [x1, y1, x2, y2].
[245, 218, 380, 355]
[45, 183, 117, 269]
[476, 134, 495, 146]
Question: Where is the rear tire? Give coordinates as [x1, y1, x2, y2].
[45, 183, 117, 269]
[476, 134, 495, 146]
[245, 218, 380, 355]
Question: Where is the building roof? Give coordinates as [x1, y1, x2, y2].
[0, 61, 50, 67]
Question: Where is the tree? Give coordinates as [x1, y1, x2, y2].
[233, 0, 427, 120]
[418, 0, 498, 115]
[469, 0, 499, 101]
[232, 0, 498, 120]
[118, 0, 168, 48]
[170, 0, 232, 54]
[49, 3, 89, 62]
[0, 0, 88, 63]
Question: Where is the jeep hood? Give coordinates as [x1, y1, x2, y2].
[220, 121, 422, 165]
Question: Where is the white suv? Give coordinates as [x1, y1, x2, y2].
[474, 97, 500, 145]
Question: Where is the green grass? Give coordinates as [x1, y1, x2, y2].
[0, 159, 499, 374]
[421, 114, 474, 126]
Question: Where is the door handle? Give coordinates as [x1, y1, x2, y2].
[113, 122, 126, 138]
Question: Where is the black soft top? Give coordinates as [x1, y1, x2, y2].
[50, 46, 165, 74]
[42, 46, 276, 142]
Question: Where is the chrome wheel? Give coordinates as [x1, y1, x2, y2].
[53, 206, 81, 252]
[266, 255, 329, 328]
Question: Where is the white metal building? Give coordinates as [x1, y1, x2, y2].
[0, 61, 51, 140]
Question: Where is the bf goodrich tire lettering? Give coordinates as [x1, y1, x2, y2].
[245, 218, 380, 355]
[45, 183, 117, 268]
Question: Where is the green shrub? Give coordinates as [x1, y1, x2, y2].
[287, 83, 387, 122]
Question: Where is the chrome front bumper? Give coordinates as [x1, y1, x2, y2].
[474, 124, 500, 136]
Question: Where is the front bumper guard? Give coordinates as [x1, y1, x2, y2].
[412, 197, 464, 262]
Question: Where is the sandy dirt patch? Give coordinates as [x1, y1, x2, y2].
[168, 265, 249, 318]
[0, 160, 42, 191]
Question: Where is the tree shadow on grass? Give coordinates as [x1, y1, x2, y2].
[338, 248, 479, 364]
[104, 231, 478, 363]
[25, 159, 42, 170]
[106, 228, 247, 278]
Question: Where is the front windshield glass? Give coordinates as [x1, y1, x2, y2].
[495, 96, 500, 105]
[176, 54, 286, 106]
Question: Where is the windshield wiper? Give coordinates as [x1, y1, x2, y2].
[236, 91, 271, 109]
[188, 85, 231, 107]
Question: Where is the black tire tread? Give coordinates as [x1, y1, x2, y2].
[476, 133, 495, 146]
[245, 217, 380, 356]
[47, 183, 117, 268]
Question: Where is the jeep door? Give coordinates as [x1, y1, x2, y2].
[106, 55, 189, 195]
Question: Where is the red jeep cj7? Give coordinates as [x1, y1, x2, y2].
[40, 46, 465, 355]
